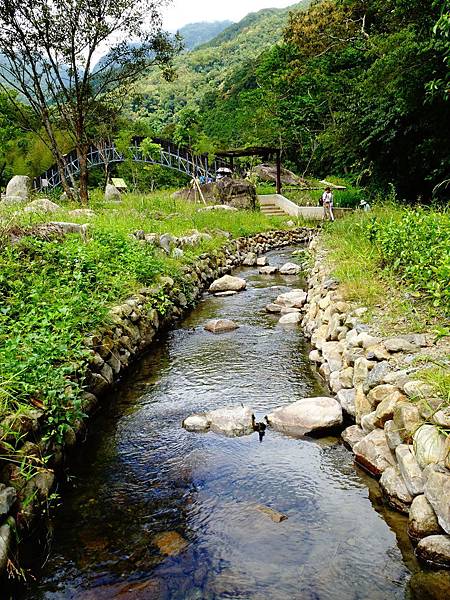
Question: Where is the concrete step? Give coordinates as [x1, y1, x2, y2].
[261, 207, 287, 215]
[261, 205, 284, 211]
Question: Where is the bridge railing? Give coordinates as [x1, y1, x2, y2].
[33, 139, 229, 191]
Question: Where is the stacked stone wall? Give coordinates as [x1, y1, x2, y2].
[302, 237, 450, 568]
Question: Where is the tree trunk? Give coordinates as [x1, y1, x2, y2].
[77, 145, 89, 206]
[104, 162, 109, 189]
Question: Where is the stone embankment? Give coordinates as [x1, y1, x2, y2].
[302, 237, 450, 568]
[0, 227, 312, 575]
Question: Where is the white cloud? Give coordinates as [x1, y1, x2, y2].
[162, 0, 296, 31]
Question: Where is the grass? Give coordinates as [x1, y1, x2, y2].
[0, 189, 293, 448]
[320, 206, 449, 336]
[419, 361, 450, 406]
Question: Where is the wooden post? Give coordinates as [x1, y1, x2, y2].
[193, 177, 207, 205]
[276, 150, 282, 195]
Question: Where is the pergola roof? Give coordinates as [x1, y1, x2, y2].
[215, 146, 280, 158]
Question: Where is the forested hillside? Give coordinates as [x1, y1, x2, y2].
[0, 0, 448, 201]
[129, 2, 311, 138]
[130, 0, 449, 200]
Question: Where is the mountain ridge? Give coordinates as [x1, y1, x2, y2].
[177, 21, 233, 51]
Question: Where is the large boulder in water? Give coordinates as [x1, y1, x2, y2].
[275, 289, 307, 308]
[5, 175, 31, 202]
[204, 319, 239, 333]
[209, 275, 246, 293]
[266, 397, 343, 436]
[183, 405, 254, 437]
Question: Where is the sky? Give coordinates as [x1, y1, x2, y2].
[161, 0, 296, 31]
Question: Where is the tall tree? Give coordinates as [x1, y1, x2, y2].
[0, 0, 179, 204]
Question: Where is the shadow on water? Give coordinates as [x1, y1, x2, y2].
[13, 249, 450, 600]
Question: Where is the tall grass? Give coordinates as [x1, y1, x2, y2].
[321, 205, 449, 334]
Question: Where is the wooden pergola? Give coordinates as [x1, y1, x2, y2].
[215, 146, 282, 194]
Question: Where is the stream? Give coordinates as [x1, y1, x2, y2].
[19, 249, 450, 599]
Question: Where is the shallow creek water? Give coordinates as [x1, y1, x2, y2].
[20, 249, 450, 600]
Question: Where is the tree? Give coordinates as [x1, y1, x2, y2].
[0, 91, 24, 190]
[0, 0, 180, 204]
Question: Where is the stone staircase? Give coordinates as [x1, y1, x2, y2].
[260, 201, 287, 217]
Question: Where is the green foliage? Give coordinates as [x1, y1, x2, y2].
[0, 225, 165, 442]
[322, 205, 450, 337]
[366, 207, 450, 310]
[126, 0, 449, 201]
[427, 0, 450, 98]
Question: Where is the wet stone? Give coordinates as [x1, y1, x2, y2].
[341, 425, 365, 449]
[265, 302, 282, 313]
[153, 531, 188, 556]
[278, 312, 302, 325]
[259, 265, 278, 275]
[183, 405, 255, 437]
[209, 275, 246, 293]
[204, 319, 239, 333]
[279, 262, 301, 275]
[395, 444, 424, 497]
[353, 429, 396, 477]
[182, 414, 210, 432]
[267, 397, 343, 436]
[380, 466, 413, 513]
[424, 467, 450, 534]
[416, 535, 450, 569]
[254, 504, 288, 523]
[408, 495, 443, 541]
[214, 290, 238, 297]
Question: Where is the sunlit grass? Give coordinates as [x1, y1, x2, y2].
[321, 208, 448, 335]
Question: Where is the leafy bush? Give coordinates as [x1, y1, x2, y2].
[366, 207, 450, 310]
[0, 230, 166, 442]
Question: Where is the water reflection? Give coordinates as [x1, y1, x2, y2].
[17, 250, 450, 599]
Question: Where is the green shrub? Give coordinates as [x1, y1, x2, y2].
[367, 207, 450, 310]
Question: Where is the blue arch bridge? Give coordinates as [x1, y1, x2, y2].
[33, 139, 283, 193]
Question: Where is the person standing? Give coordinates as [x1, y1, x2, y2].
[321, 186, 335, 221]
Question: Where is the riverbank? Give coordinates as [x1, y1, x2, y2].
[302, 207, 450, 570]
[12, 246, 425, 599]
[0, 189, 310, 580]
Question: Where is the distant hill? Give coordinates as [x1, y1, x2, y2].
[178, 21, 233, 51]
[131, 2, 311, 133]
[197, 8, 285, 49]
